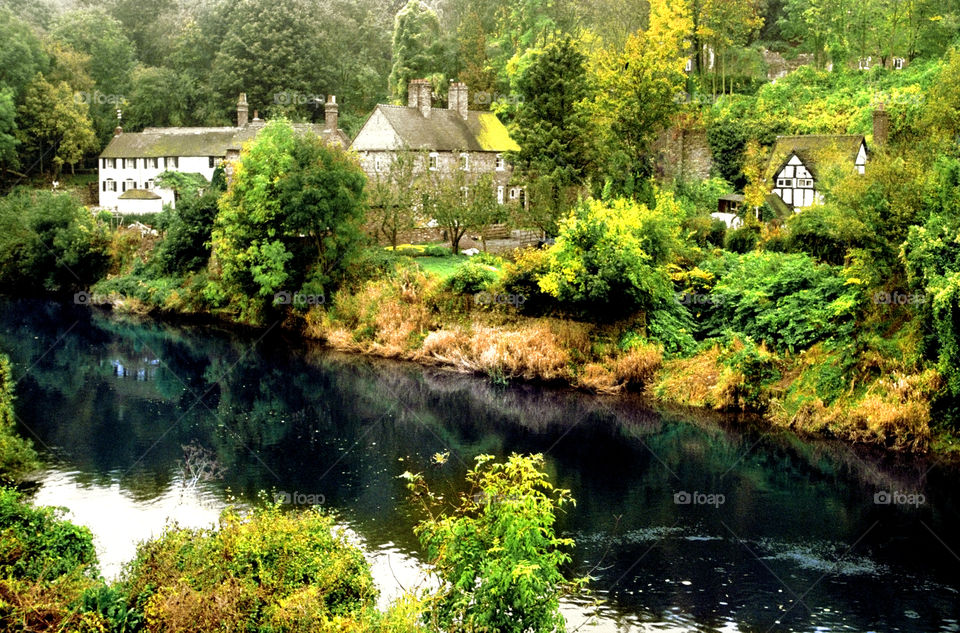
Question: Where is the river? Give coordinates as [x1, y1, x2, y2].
[2, 297, 958, 632]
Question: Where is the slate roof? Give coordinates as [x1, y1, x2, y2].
[100, 122, 342, 158]
[768, 134, 866, 180]
[351, 105, 519, 153]
[118, 189, 161, 200]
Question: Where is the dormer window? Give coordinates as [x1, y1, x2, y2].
[428, 152, 439, 171]
[146, 157, 159, 169]
[103, 158, 116, 169]
[123, 158, 137, 169]
[164, 156, 178, 169]
[459, 153, 469, 171]
[495, 154, 505, 171]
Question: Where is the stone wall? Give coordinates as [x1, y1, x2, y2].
[653, 124, 713, 181]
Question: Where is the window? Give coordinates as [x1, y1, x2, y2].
[104, 179, 116, 192]
[894, 57, 904, 70]
[685, 58, 693, 72]
[797, 178, 814, 188]
[497, 185, 504, 205]
[146, 157, 159, 169]
[459, 153, 469, 171]
[124, 179, 136, 191]
[776, 178, 795, 188]
[145, 179, 154, 190]
[374, 155, 383, 172]
[495, 154, 505, 171]
[164, 156, 178, 169]
[208, 156, 223, 169]
[123, 158, 137, 169]
[428, 152, 438, 171]
[509, 188, 518, 200]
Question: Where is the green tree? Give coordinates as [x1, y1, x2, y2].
[124, 66, 191, 130]
[209, 120, 368, 323]
[389, 0, 444, 102]
[0, 88, 18, 174]
[0, 8, 49, 97]
[16, 74, 98, 176]
[52, 8, 136, 143]
[510, 37, 595, 212]
[403, 453, 584, 633]
[588, 0, 691, 197]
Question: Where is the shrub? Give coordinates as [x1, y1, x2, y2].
[404, 454, 584, 633]
[724, 224, 760, 253]
[702, 251, 862, 353]
[496, 248, 556, 315]
[0, 355, 38, 483]
[444, 260, 497, 295]
[153, 189, 221, 274]
[537, 195, 679, 318]
[0, 488, 98, 581]
[123, 504, 377, 632]
[422, 244, 451, 257]
[0, 190, 111, 293]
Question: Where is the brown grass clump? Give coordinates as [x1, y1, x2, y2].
[652, 346, 723, 407]
[0, 576, 107, 633]
[143, 579, 261, 633]
[614, 343, 663, 389]
[466, 324, 572, 381]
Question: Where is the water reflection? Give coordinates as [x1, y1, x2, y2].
[1, 297, 959, 633]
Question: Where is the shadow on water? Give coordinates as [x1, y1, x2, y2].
[1, 297, 959, 633]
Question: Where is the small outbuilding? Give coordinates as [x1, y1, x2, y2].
[117, 189, 163, 214]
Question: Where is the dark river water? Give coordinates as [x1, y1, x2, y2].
[2, 297, 959, 632]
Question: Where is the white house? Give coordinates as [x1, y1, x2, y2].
[98, 94, 350, 213]
[768, 134, 867, 210]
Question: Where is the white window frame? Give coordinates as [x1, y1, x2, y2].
[894, 57, 904, 70]
[428, 152, 439, 171]
[124, 179, 136, 191]
[145, 179, 154, 190]
[776, 178, 795, 188]
[164, 156, 178, 169]
[497, 185, 504, 204]
[146, 157, 158, 169]
[374, 155, 384, 172]
[495, 154, 505, 171]
[459, 152, 469, 171]
[797, 178, 814, 188]
[509, 187, 518, 200]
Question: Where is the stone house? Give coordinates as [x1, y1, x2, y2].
[97, 93, 350, 213]
[350, 80, 522, 205]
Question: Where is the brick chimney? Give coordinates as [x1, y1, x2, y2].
[873, 103, 890, 149]
[324, 95, 338, 131]
[448, 81, 468, 120]
[237, 93, 249, 127]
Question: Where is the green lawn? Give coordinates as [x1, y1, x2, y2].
[415, 254, 470, 279]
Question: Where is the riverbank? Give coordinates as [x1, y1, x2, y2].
[90, 269, 959, 458]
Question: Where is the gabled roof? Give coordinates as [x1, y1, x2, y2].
[351, 105, 520, 153]
[768, 134, 866, 180]
[118, 189, 161, 200]
[100, 122, 341, 158]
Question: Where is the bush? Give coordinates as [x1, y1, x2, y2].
[444, 260, 497, 295]
[153, 189, 221, 274]
[537, 195, 680, 318]
[123, 503, 377, 632]
[0, 355, 38, 483]
[702, 251, 862, 353]
[422, 244, 451, 257]
[0, 488, 98, 581]
[0, 190, 111, 293]
[404, 454, 584, 633]
[496, 248, 557, 315]
[724, 224, 760, 253]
